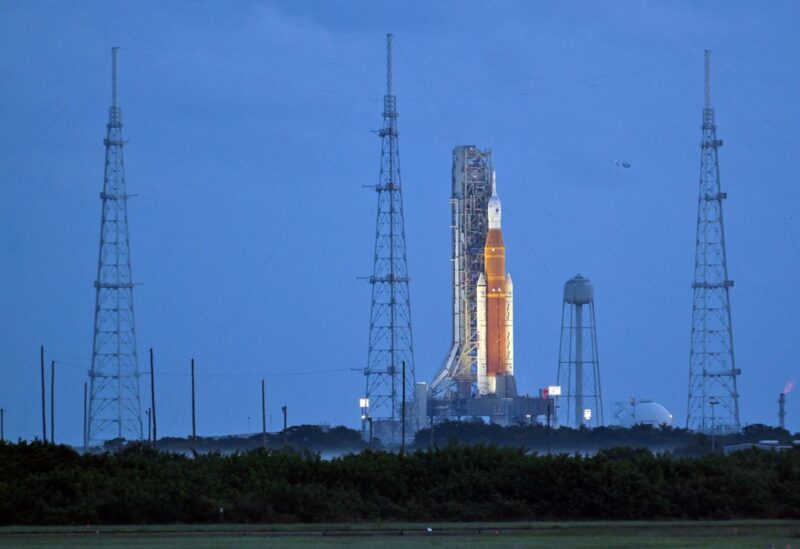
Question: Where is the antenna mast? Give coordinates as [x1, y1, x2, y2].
[87, 47, 144, 444]
[686, 49, 741, 432]
[362, 33, 417, 446]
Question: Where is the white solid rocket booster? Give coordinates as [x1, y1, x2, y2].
[505, 273, 514, 376]
[476, 272, 488, 395]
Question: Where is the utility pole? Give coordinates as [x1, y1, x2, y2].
[710, 399, 719, 452]
[401, 360, 406, 457]
[40, 346, 46, 441]
[191, 358, 196, 452]
[261, 379, 266, 448]
[281, 406, 287, 431]
[150, 348, 157, 449]
[146, 408, 151, 443]
[1, 407, 4, 442]
[83, 383, 88, 451]
[50, 361, 55, 444]
[546, 398, 552, 455]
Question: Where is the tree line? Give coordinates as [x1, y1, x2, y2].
[95, 421, 795, 457]
[100, 424, 379, 455]
[414, 421, 795, 456]
[1, 440, 798, 525]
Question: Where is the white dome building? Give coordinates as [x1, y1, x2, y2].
[616, 399, 673, 427]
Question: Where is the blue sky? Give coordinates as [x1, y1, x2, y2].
[2, 1, 799, 444]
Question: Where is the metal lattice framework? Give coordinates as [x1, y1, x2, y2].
[686, 50, 740, 433]
[556, 275, 603, 428]
[88, 47, 144, 444]
[363, 34, 416, 445]
[431, 146, 492, 402]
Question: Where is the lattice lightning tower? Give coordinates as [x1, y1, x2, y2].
[686, 50, 740, 432]
[87, 47, 144, 444]
[363, 34, 417, 445]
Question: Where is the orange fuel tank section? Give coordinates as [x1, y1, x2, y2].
[484, 227, 507, 378]
[476, 169, 514, 396]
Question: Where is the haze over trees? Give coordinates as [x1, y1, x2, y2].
[1, 433, 799, 525]
[97, 421, 794, 457]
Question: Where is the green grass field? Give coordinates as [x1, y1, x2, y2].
[0, 521, 798, 548]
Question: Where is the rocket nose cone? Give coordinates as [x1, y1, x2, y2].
[487, 171, 501, 229]
[505, 274, 513, 288]
[478, 273, 486, 285]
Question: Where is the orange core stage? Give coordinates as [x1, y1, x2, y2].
[485, 228, 507, 378]
[476, 170, 514, 396]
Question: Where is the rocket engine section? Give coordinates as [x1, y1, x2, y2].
[477, 172, 516, 397]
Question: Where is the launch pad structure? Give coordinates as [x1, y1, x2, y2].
[423, 146, 547, 426]
[432, 146, 492, 400]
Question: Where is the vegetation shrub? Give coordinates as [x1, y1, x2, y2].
[1, 441, 799, 524]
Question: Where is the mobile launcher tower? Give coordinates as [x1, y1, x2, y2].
[424, 146, 546, 425]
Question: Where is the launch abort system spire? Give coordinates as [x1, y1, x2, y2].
[362, 34, 417, 446]
[686, 50, 741, 432]
[87, 47, 144, 444]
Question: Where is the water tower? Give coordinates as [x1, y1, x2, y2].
[556, 274, 603, 427]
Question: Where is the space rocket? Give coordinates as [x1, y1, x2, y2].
[477, 171, 514, 396]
